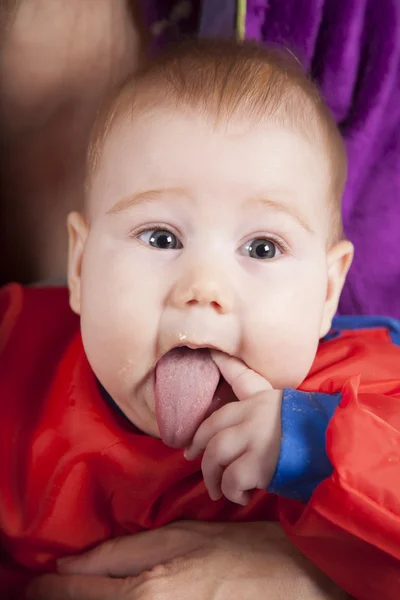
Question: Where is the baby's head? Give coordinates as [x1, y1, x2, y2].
[67, 39, 353, 445]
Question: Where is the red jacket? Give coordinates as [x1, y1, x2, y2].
[1, 284, 399, 599]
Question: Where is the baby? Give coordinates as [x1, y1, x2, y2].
[70, 38, 352, 506]
[1, 39, 399, 600]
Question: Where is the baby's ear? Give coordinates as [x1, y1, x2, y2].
[67, 212, 88, 315]
[320, 240, 354, 338]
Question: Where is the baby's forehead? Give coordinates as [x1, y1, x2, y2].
[90, 81, 328, 186]
[85, 39, 345, 241]
[92, 108, 330, 230]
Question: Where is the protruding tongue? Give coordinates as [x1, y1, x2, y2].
[155, 347, 220, 448]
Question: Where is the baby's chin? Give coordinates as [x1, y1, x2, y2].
[115, 395, 161, 439]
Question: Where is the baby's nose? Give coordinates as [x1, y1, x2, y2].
[168, 266, 234, 315]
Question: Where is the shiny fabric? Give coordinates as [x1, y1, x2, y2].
[1, 284, 400, 600]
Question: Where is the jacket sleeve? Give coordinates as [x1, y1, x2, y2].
[274, 332, 400, 600]
[267, 389, 342, 503]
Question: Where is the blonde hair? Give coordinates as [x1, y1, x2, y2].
[87, 39, 346, 241]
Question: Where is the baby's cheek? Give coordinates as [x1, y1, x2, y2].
[242, 303, 320, 390]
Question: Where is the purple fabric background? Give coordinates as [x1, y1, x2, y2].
[246, 0, 400, 317]
[198, 0, 235, 38]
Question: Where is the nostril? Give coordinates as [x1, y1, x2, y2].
[210, 301, 222, 312]
[184, 295, 224, 312]
[185, 299, 222, 312]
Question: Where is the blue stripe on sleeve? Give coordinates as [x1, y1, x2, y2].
[268, 389, 342, 503]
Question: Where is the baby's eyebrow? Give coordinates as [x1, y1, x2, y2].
[107, 188, 314, 234]
[107, 187, 188, 215]
[244, 196, 314, 234]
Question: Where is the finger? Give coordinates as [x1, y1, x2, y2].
[201, 427, 247, 500]
[221, 453, 260, 506]
[27, 573, 132, 600]
[57, 526, 197, 577]
[185, 402, 245, 460]
[211, 352, 272, 400]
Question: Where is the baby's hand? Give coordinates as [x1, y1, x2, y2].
[185, 352, 282, 506]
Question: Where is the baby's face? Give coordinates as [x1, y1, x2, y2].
[69, 107, 351, 439]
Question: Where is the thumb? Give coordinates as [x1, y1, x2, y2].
[27, 573, 130, 600]
[57, 525, 199, 577]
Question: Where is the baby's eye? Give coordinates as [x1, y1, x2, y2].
[138, 228, 182, 250]
[240, 238, 282, 260]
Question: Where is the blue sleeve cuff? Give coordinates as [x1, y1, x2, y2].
[267, 389, 342, 503]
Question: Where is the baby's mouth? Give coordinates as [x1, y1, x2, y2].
[154, 346, 228, 449]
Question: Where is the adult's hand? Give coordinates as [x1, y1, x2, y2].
[28, 521, 349, 600]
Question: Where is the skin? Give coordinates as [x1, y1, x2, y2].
[28, 522, 350, 600]
[3, 4, 352, 598]
[31, 100, 353, 600]
[185, 350, 283, 505]
[67, 105, 353, 497]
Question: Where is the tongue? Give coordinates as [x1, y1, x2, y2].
[155, 348, 220, 448]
